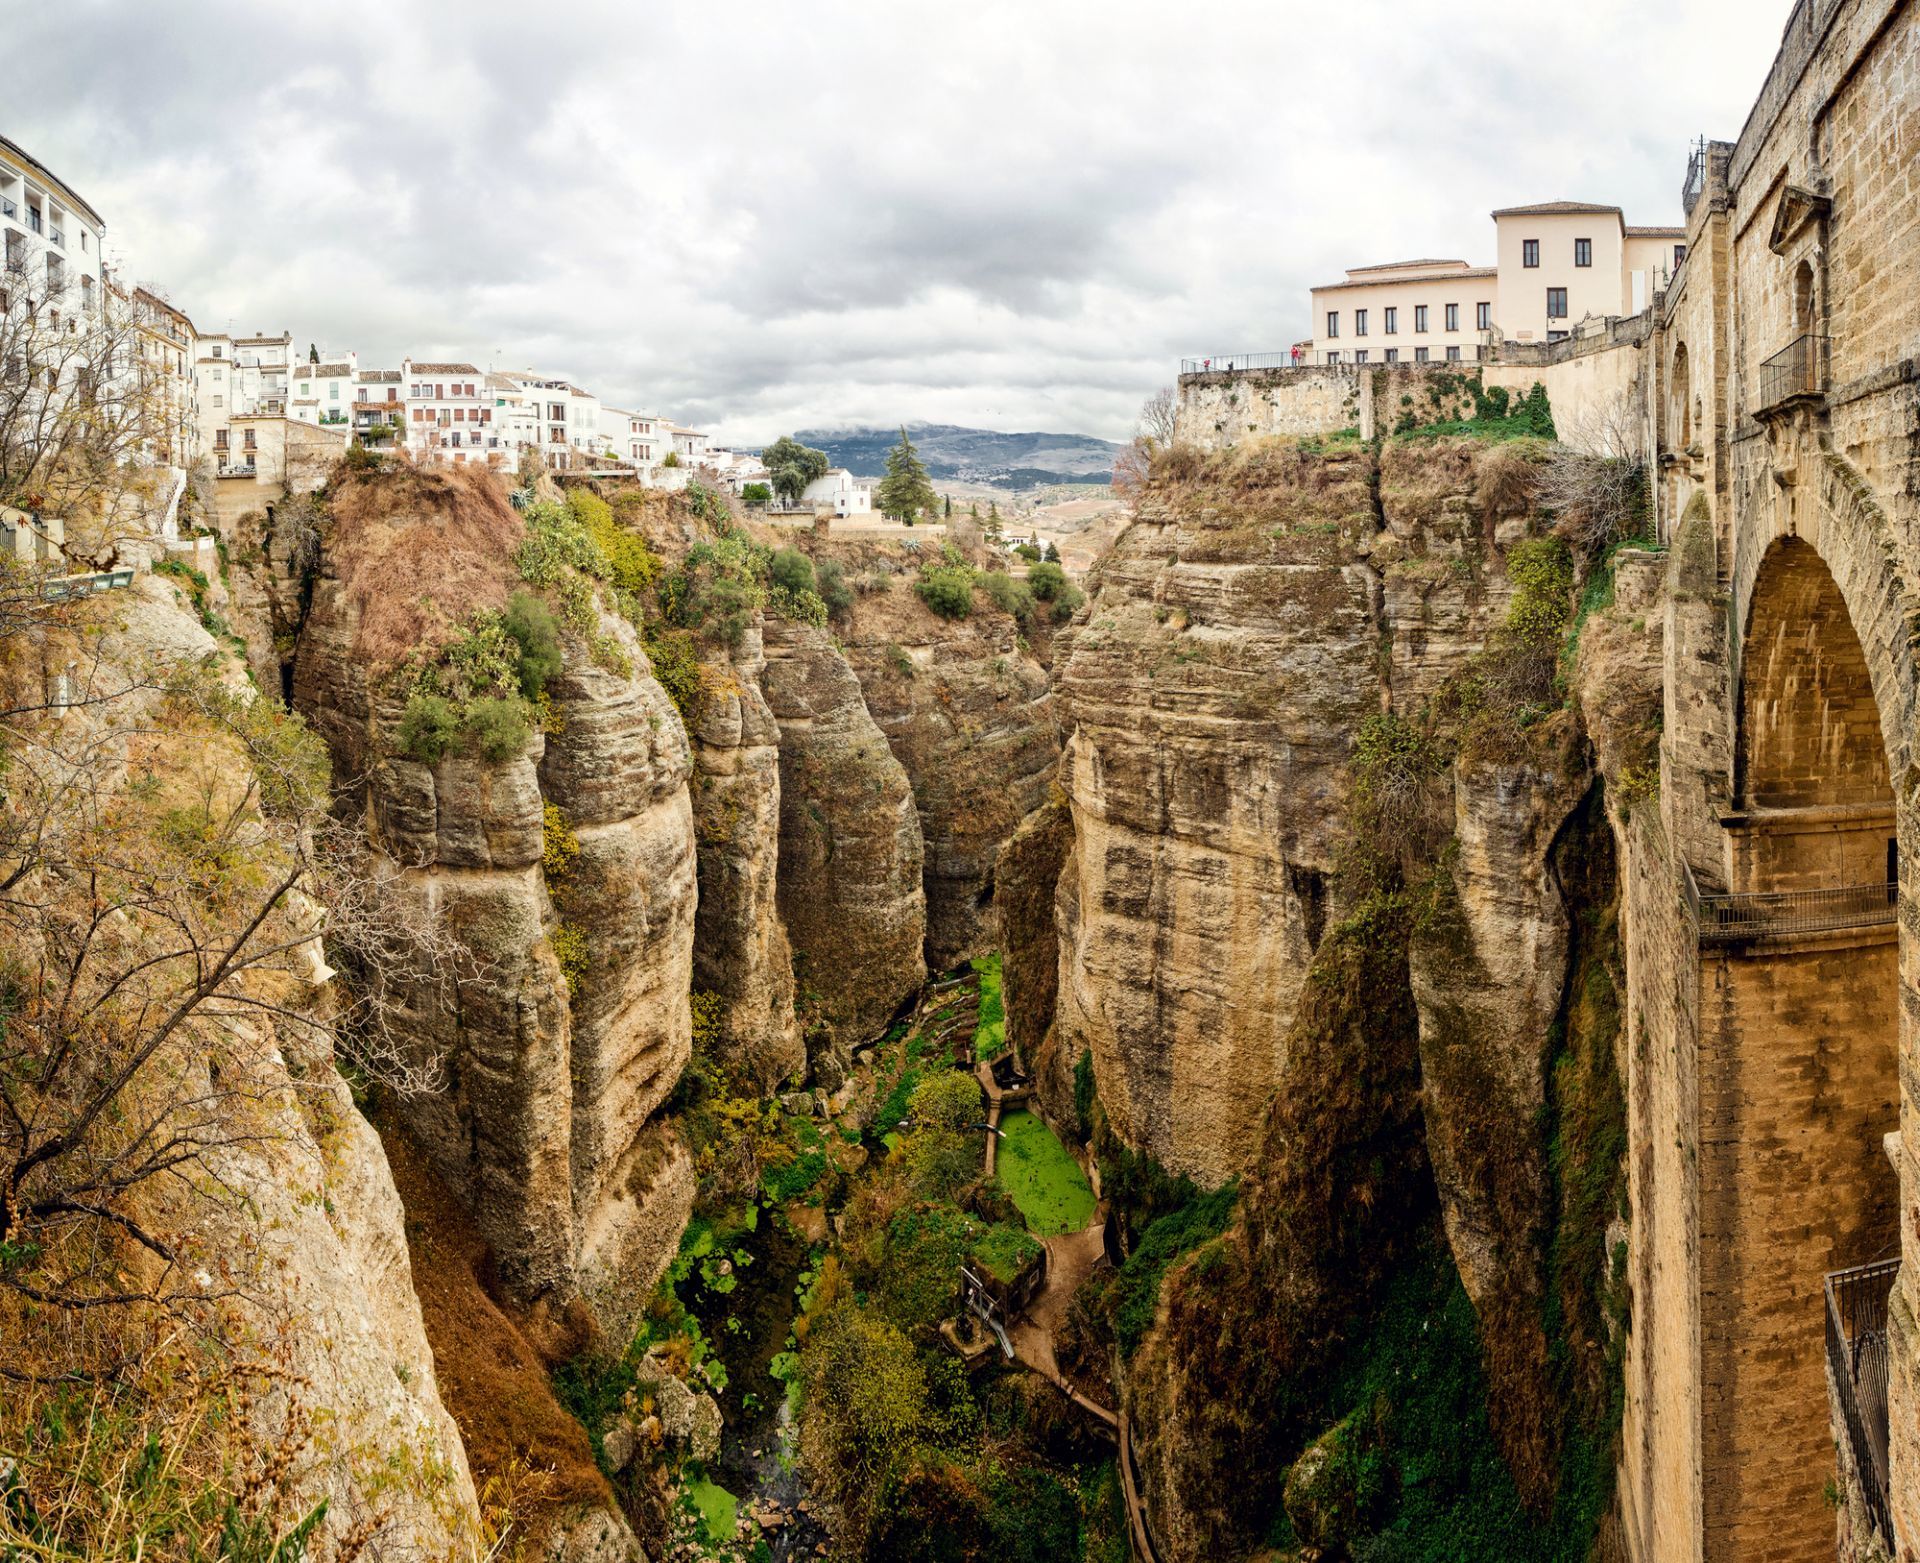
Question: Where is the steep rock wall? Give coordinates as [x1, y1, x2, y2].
[761, 619, 926, 1079]
[289, 472, 695, 1337]
[834, 592, 1060, 971]
[688, 626, 803, 1089]
[1053, 440, 1529, 1185]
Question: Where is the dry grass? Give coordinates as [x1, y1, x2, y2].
[325, 463, 524, 667]
[379, 1127, 613, 1552]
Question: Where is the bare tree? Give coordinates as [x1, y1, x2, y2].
[1138, 384, 1177, 446]
[0, 277, 168, 564]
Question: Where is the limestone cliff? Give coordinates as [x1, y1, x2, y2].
[287, 468, 695, 1336]
[1053, 439, 1533, 1186]
[829, 574, 1060, 971]
[761, 618, 926, 1080]
[688, 626, 803, 1089]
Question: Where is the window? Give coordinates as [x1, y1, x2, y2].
[1549, 330, 1570, 342]
[1414, 305, 1428, 332]
[413, 407, 426, 422]
[1354, 309, 1368, 336]
[1326, 311, 1339, 339]
[1414, 346, 1430, 363]
[1674, 243, 1687, 268]
[1574, 238, 1592, 268]
[1444, 303, 1459, 332]
[1446, 346, 1461, 361]
[1385, 348, 1399, 363]
[1476, 302, 1492, 330]
[243, 429, 256, 451]
[1355, 349, 1369, 363]
[212, 345, 222, 358]
[214, 429, 228, 449]
[329, 382, 339, 400]
[1325, 350, 1340, 364]
[358, 388, 368, 402]
[1383, 306, 1397, 334]
[1522, 239, 1540, 268]
[299, 382, 310, 396]
[212, 395, 223, 409]
[1546, 287, 1568, 318]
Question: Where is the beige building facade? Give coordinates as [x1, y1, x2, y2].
[1308, 202, 1684, 361]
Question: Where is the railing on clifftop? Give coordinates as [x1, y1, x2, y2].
[1679, 857, 1895, 943]
[1827, 1258, 1899, 1549]
[1179, 351, 1303, 374]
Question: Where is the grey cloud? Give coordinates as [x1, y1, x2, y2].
[12, 0, 1787, 445]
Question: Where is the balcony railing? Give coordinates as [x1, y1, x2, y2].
[1827, 1258, 1899, 1549]
[1179, 351, 1306, 374]
[0, 197, 15, 221]
[48, 227, 63, 248]
[1680, 858, 1896, 943]
[1758, 333, 1830, 409]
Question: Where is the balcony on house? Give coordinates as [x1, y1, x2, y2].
[1826, 1258, 1899, 1550]
[1758, 333, 1830, 411]
[0, 196, 15, 221]
[25, 204, 42, 234]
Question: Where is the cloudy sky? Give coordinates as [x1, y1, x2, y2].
[17, 1, 1784, 445]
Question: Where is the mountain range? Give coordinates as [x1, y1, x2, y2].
[790, 422, 1124, 490]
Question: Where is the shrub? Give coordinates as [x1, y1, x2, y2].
[1504, 537, 1575, 650]
[741, 482, 772, 507]
[1014, 542, 1042, 563]
[1052, 582, 1085, 621]
[462, 695, 532, 761]
[643, 627, 706, 726]
[770, 585, 829, 626]
[542, 801, 580, 880]
[815, 557, 856, 619]
[770, 547, 817, 597]
[916, 566, 974, 620]
[398, 692, 459, 763]
[910, 1070, 984, 1131]
[1026, 560, 1067, 600]
[567, 487, 660, 595]
[551, 923, 589, 995]
[503, 591, 563, 699]
[976, 570, 1033, 626]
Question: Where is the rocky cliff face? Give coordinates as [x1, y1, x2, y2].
[832, 584, 1059, 971]
[288, 470, 695, 1337]
[1053, 440, 1534, 1186]
[688, 627, 803, 1089]
[1051, 435, 1646, 1558]
[760, 619, 927, 1080]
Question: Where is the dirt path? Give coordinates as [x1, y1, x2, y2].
[1009, 1219, 1116, 1425]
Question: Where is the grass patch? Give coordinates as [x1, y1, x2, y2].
[1108, 1183, 1238, 1355]
[686, 1473, 737, 1544]
[996, 1110, 1097, 1236]
[972, 952, 1006, 1059]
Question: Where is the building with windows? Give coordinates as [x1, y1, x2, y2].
[801, 468, 873, 516]
[0, 134, 106, 317]
[290, 352, 358, 430]
[401, 360, 500, 464]
[127, 286, 199, 469]
[194, 331, 294, 474]
[1309, 200, 1685, 363]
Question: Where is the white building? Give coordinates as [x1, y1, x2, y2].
[194, 331, 294, 474]
[0, 133, 107, 318]
[290, 352, 358, 431]
[402, 359, 501, 465]
[352, 369, 405, 447]
[800, 468, 873, 516]
[127, 285, 199, 471]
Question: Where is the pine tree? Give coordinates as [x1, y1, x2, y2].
[876, 426, 939, 520]
[943, 495, 952, 519]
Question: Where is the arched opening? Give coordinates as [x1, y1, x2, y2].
[1793, 259, 1817, 339]
[1702, 534, 1900, 1559]
[1672, 341, 1692, 447]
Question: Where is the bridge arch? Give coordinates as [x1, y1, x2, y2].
[1700, 451, 1919, 1560]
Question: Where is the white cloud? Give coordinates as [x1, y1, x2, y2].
[15, 0, 1786, 443]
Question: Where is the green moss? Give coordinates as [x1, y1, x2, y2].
[995, 1111, 1096, 1236]
[1107, 1183, 1238, 1355]
[686, 1474, 737, 1543]
[971, 953, 1006, 1059]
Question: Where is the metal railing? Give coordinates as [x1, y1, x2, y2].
[0, 197, 14, 220]
[1827, 1258, 1899, 1549]
[1758, 333, 1829, 409]
[1680, 857, 1896, 942]
[1683, 136, 1708, 216]
[1179, 351, 1305, 374]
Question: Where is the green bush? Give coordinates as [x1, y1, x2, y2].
[1025, 560, 1066, 600]
[503, 591, 563, 699]
[771, 546, 817, 597]
[643, 627, 706, 725]
[976, 570, 1033, 625]
[816, 557, 856, 619]
[397, 692, 459, 763]
[909, 1070, 984, 1131]
[1052, 581, 1085, 621]
[741, 482, 772, 507]
[1108, 1184, 1239, 1355]
[916, 566, 974, 620]
[462, 695, 532, 761]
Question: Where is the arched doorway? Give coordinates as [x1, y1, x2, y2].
[1700, 533, 1900, 1559]
[1672, 341, 1692, 447]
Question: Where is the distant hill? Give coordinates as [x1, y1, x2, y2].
[790, 423, 1123, 490]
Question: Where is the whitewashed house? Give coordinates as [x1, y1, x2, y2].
[800, 468, 874, 517]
